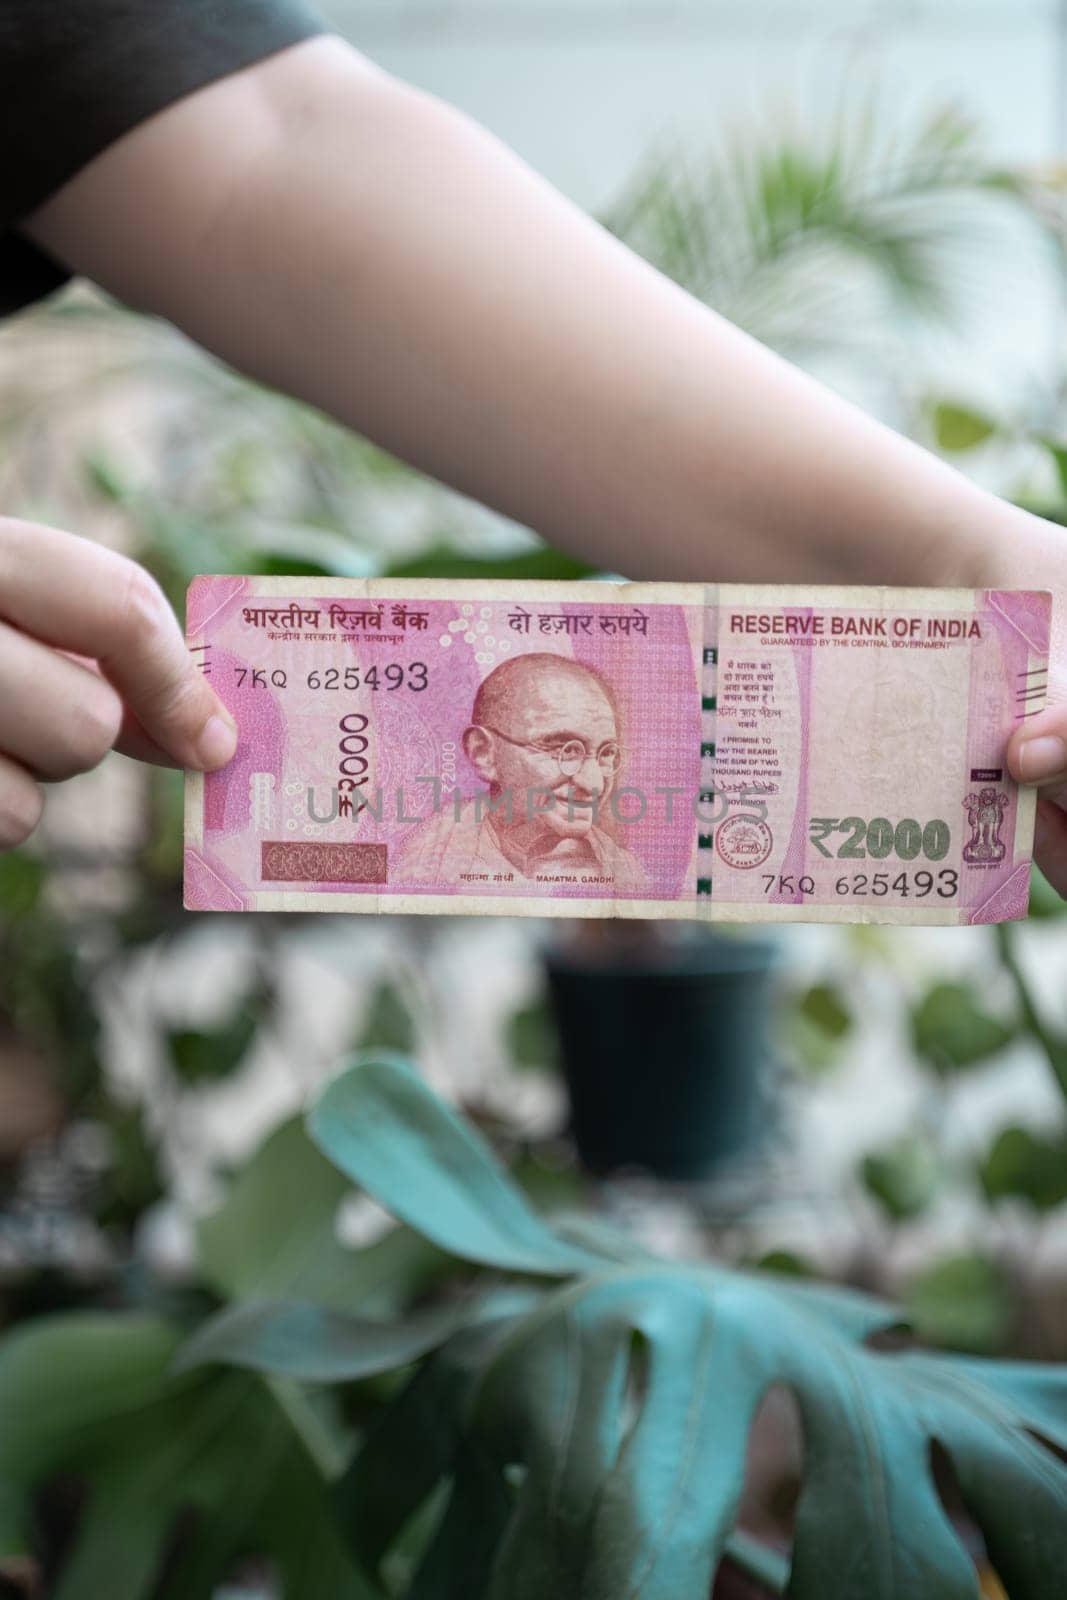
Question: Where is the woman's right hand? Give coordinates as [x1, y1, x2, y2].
[0, 516, 237, 853]
[999, 509, 1067, 899]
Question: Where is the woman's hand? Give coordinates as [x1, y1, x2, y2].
[1009, 679, 1067, 897]
[1004, 514, 1067, 896]
[0, 517, 236, 853]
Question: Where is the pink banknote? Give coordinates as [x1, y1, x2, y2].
[183, 578, 1051, 924]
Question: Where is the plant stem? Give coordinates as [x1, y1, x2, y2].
[994, 923, 1067, 1104]
[724, 1529, 790, 1595]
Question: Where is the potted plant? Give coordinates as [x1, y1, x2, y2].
[543, 923, 782, 1182]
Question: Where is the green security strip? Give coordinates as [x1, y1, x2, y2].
[698, 635, 718, 897]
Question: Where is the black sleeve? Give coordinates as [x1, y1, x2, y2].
[0, 0, 329, 317]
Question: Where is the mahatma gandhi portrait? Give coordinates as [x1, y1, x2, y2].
[392, 652, 646, 888]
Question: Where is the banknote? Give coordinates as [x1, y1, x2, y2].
[184, 577, 1051, 924]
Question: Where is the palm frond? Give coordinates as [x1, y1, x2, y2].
[599, 77, 1039, 363]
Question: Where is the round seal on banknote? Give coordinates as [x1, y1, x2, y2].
[715, 815, 773, 870]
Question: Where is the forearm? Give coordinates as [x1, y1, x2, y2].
[24, 39, 1028, 588]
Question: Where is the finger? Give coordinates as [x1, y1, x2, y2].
[1007, 707, 1067, 900]
[56, 653, 188, 770]
[1007, 703, 1067, 791]
[112, 704, 184, 769]
[0, 749, 44, 851]
[0, 518, 236, 771]
[0, 619, 125, 781]
[1033, 797, 1067, 899]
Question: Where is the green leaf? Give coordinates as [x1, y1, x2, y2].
[345, 1265, 1067, 1599]
[0, 914, 101, 1104]
[165, 1007, 259, 1086]
[357, 981, 416, 1055]
[752, 1248, 813, 1278]
[308, 1055, 606, 1278]
[307, 1057, 1067, 1599]
[797, 982, 853, 1040]
[1027, 866, 1067, 920]
[383, 545, 598, 581]
[911, 982, 1016, 1074]
[979, 1125, 1067, 1212]
[334, 1312, 540, 1583]
[904, 1253, 1013, 1356]
[0, 1480, 30, 1562]
[0, 852, 47, 919]
[199, 1115, 445, 1316]
[862, 1133, 944, 1221]
[930, 401, 998, 452]
[140, 765, 186, 887]
[175, 1299, 462, 1382]
[165, 975, 274, 1086]
[1037, 435, 1067, 501]
[245, 524, 376, 580]
[787, 981, 856, 1075]
[994, 922, 1067, 1106]
[250, 552, 345, 578]
[0, 1314, 380, 1600]
[93, 1105, 165, 1230]
[137, 505, 253, 594]
[505, 998, 559, 1071]
[83, 450, 134, 504]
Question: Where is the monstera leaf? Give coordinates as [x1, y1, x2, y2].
[184, 1056, 1067, 1599]
[342, 1274, 1067, 1600]
[199, 1113, 446, 1315]
[308, 1054, 604, 1279]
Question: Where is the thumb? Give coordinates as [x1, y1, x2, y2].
[1008, 704, 1067, 898]
[1007, 704, 1067, 796]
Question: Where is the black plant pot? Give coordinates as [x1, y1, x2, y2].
[544, 929, 781, 1182]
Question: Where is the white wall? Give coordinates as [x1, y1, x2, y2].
[315, 0, 1067, 412]
[318, 1, 1063, 209]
